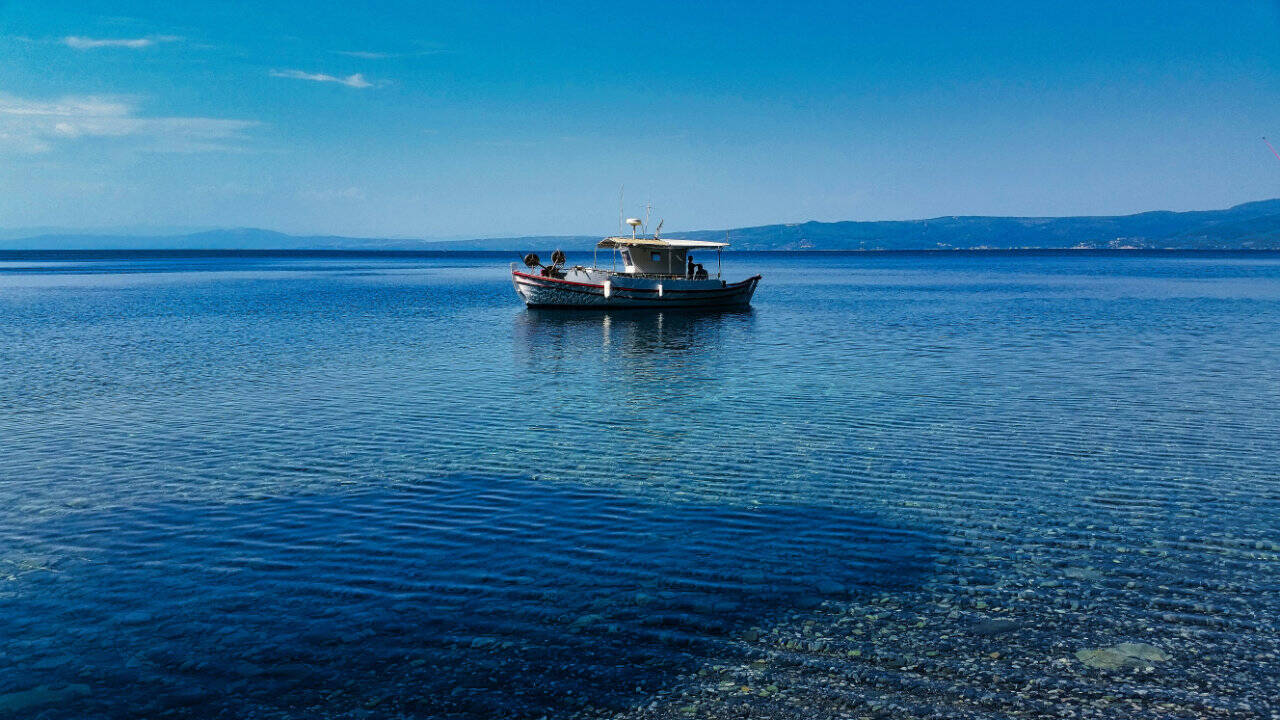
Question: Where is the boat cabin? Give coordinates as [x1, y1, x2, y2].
[596, 236, 728, 279]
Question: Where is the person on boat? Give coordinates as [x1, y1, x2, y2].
[686, 254, 695, 279]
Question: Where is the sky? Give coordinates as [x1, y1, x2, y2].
[2, 1, 1280, 238]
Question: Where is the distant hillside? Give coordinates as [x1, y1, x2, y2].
[408, 235, 597, 252]
[0, 228, 414, 251]
[6, 199, 1280, 251]
[0, 227, 598, 252]
[674, 199, 1280, 251]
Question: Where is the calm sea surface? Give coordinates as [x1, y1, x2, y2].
[1, 250, 1278, 719]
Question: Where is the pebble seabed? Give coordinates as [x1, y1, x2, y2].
[607, 581, 1279, 720]
[510, 536, 1277, 720]
[7, 488, 1275, 720]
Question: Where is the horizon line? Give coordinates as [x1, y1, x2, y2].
[4, 196, 1278, 244]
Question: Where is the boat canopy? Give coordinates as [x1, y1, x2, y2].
[597, 236, 729, 249]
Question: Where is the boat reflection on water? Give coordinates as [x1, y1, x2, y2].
[514, 307, 756, 374]
[513, 307, 759, 422]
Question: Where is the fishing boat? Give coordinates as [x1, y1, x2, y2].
[511, 218, 761, 308]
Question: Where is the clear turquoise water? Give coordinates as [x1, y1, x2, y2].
[1, 251, 1278, 719]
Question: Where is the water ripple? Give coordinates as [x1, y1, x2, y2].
[1, 251, 1278, 718]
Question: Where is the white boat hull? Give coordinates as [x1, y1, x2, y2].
[512, 269, 760, 308]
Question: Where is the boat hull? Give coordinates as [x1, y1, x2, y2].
[512, 270, 760, 309]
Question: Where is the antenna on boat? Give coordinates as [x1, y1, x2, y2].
[626, 217, 642, 239]
[654, 219, 663, 239]
[1265, 137, 1280, 163]
[644, 200, 651, 234]
[618, 185, 624, 233]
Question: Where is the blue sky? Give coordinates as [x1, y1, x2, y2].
[2, 1, 1279, 238]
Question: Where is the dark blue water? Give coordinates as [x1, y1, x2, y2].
[1, 251, 1278, 719]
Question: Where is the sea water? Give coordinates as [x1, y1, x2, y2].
[1, 250, 1277, 719]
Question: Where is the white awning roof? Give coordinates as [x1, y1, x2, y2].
[597, 236, 728, 249]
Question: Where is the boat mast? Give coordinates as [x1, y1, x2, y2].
[1265, 137, 1280, 163]
[606, 185, 621, 272]
[720, 231, 727, 279]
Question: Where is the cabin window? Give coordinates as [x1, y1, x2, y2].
[620, 249, 632, 265]
[651, 252, 662, 262]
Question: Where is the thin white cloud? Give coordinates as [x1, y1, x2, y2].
[62, 35, 180, 49]
[0, 93, 257, 153]
[335, 51, 394, 60]
[334, 48, 445, 59]
[270, 69, 374, 89]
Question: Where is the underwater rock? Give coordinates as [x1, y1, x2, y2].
[1075, 642, 1171, 669]
[1063, 567, 1104, 581]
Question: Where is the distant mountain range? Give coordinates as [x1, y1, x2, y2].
[6, 199, 1280, 251]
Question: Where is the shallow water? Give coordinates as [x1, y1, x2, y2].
[1, 250, 1278, 719]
